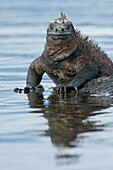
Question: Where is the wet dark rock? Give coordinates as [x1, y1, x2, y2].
[79, 76, 113, 95]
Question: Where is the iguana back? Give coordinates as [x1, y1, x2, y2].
[73, 31, 113, 76]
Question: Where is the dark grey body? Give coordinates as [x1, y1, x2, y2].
[26, 50, 98, 90]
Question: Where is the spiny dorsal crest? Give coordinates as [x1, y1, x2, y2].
[75, 28, 101, 51]
[60, 12, 66, 20]
[49, 12, 70, 24]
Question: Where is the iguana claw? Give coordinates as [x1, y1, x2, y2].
[57, 84, 78, 93]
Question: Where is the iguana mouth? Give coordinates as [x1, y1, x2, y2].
[48, 33, 71, 40]
[48, 33, 70, 36]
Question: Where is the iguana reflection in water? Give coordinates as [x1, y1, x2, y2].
[27, 90, 113, 147]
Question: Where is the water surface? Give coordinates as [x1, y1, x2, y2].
[0, 0, 113, 169]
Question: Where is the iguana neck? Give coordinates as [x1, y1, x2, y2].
[44, 35, 77, 61]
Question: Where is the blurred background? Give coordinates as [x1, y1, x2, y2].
[0, 0, 113, 170]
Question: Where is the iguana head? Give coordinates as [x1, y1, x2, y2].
[47, 12, 75, 40]
[45, 13, 77, 61]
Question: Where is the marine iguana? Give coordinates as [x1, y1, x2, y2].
[16, 13, 113, 93]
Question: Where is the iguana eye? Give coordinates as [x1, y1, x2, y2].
[55, 28, 58, 32]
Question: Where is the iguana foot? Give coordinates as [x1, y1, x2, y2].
[57, 84, 78, 93]
[24, 85, 44, 93]
[57, 84, 78, 99]
[14, 88, 23, 93]
[14, 84, 44, 94]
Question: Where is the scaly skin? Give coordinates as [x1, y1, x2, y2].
[25, 13, 113, 93]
